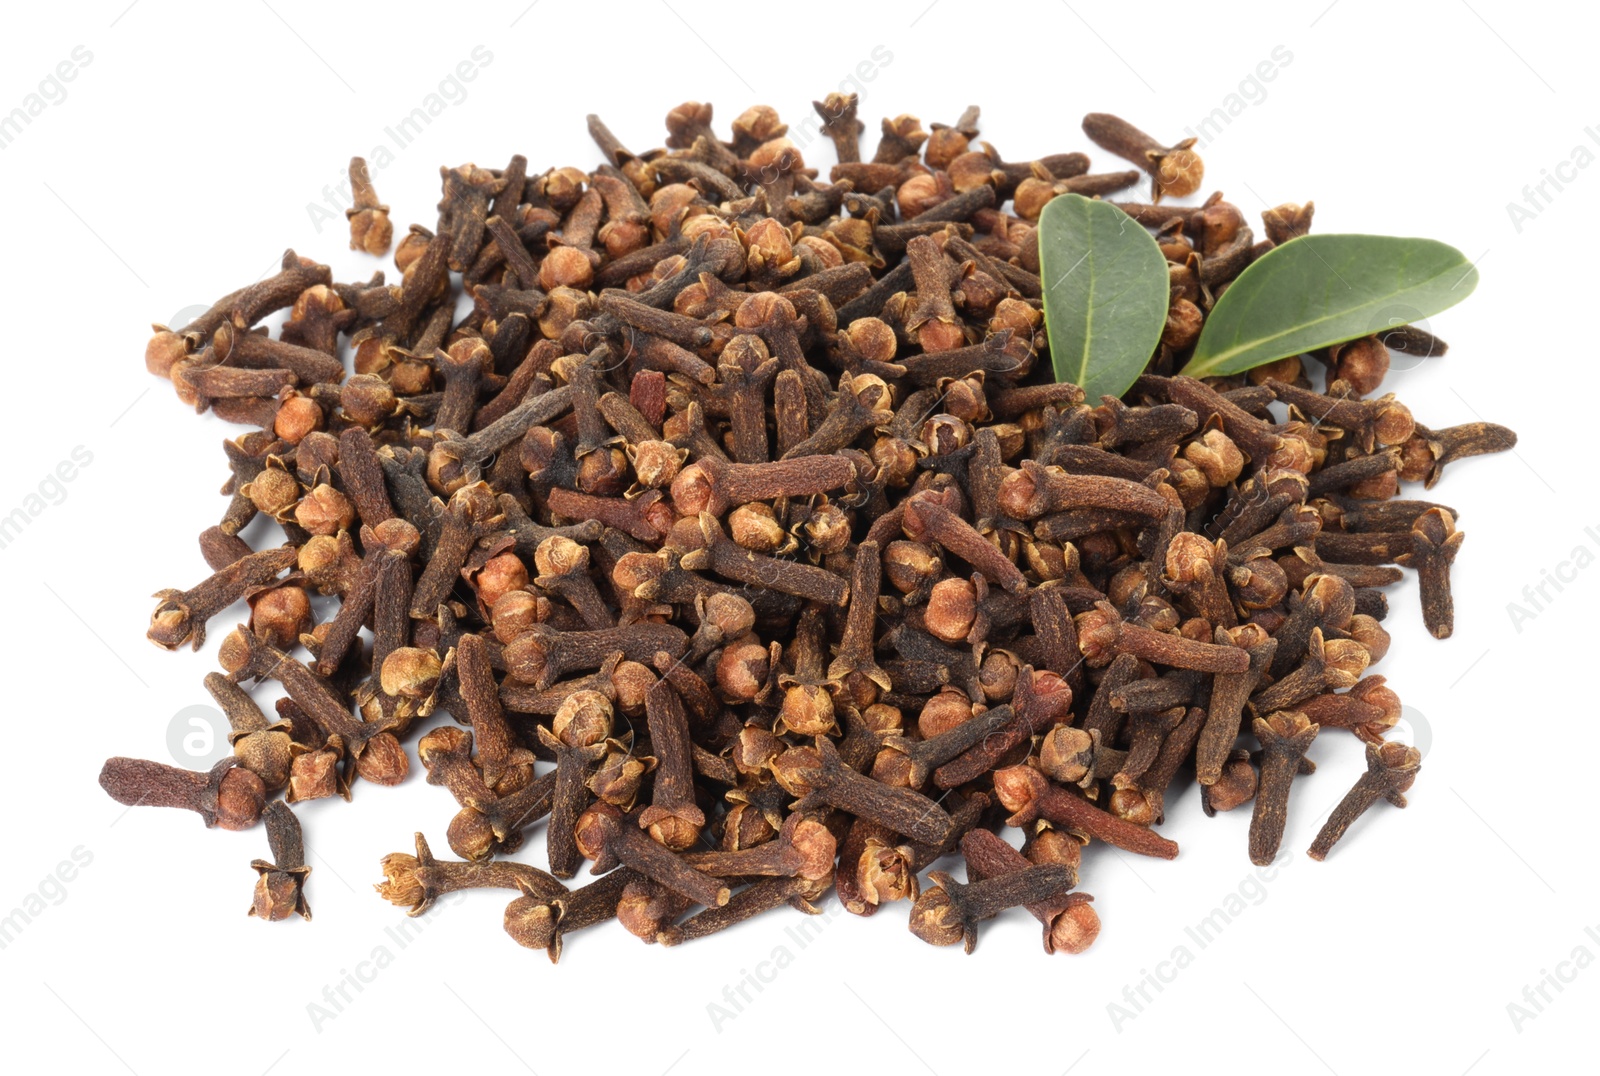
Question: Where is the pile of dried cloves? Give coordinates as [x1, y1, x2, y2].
[103, 98, 1516, 957]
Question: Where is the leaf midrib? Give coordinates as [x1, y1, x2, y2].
[1189, 236, 1472, 375]
[1069, 227, 1151, 388]
[1200, 270, 1458, 368]
[1071, 230, 1098, 387]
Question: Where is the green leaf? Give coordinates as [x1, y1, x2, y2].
[1182, 234, 1478, 379]
[1038, 193, 1170, 401]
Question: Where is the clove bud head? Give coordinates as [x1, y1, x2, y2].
[858, 838, 916, 906]
[503, 888, 560, 956]
[907, 884, 968, 948]
[214, 767, 268, 830]
[1047, 899, 1101, 955]
[251, 868, 308, 922]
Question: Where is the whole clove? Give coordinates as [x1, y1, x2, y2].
[100, 757, 265, 831]
[249, 800, 312, 921]
[1307, 740, 1421, 861]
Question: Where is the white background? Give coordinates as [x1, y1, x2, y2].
[0, 1, 1592, 1073]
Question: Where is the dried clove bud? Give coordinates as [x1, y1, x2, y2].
[249, 801, 311, 921]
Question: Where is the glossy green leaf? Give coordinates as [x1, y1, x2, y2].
[1182, 234, 1478, 378]
[1038, 193, 1170, 401]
